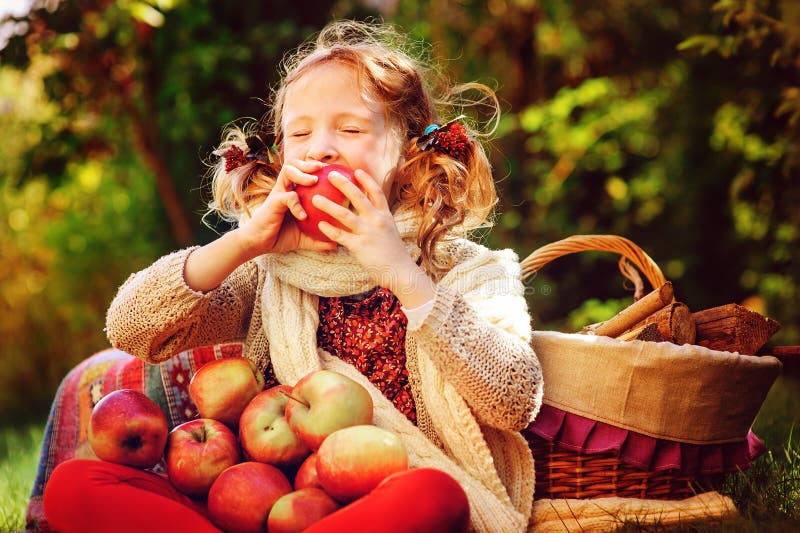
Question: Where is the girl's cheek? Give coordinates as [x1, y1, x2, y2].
[283, 144, 304, 160]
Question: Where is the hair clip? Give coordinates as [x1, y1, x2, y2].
[222, 146, 248, 172]
[244, 134, 275, 164]
[416, 115, 470, 160]
[222, 134, 276, 172]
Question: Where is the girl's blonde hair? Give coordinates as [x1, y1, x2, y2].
[208, 20, 500, 276]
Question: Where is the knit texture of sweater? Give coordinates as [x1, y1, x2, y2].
[106, 237, 544, 531]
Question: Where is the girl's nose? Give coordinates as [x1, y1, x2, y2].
[306, 133, 337, 162]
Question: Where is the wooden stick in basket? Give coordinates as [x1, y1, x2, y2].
[616, 322, 665, 342]
[588, 282, 674, 338]
[693, 303, 781, 355]
[617, 302, 696, 345]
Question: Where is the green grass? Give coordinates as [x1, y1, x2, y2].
[714, 428, 800, 530]
[710, 373, 800, 530]
[0, 423, 44, 533]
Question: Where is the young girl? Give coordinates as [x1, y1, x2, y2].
[39, 20, 542, 533]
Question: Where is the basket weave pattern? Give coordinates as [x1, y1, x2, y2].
[528, 438, 721, 500]
[522, 235, 723, 500]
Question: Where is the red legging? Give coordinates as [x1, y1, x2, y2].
[44, 459, 470, 533]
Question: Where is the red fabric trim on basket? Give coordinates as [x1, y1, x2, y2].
[524, 404, 766, 475]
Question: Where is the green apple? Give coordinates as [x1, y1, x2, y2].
[284, 370, 373, 450]
[316, 425, 408, 502]
[239, 385, 311, 468]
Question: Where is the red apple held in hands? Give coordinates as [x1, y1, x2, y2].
[189, 357, 265, 427]
[284, 370, 373, 451]
[239, 385, 311, 468]
[293, 452, 322, 490]
[88, 389, 168, 469]
[317, 425, 408, 503]
[165, 418, 241, 498]
[293, 164, 358, 242]
[208, 462, 292, 533]
[267, 488, 341, 533]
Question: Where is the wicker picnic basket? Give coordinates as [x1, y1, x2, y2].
[519, 235, 782, 500]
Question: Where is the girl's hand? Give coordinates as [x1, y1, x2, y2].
[237, 160, 339, 258]
[312, 169, 417, 289]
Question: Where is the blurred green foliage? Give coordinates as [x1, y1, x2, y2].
[388, 0, 799, 343]
[0, 0, 797, 424]
[0, 53, 168, 421]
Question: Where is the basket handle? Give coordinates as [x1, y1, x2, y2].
[520, 235, 667, 300]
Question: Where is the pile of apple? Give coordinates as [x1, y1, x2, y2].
[88, 358, 409, 533]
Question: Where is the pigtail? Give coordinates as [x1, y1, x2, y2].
[396, 83, 500, 278]
[205, 124, 280, 226]
[398, 135, 496, 276]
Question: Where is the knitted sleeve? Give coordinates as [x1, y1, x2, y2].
[105, 247, 258, 364]
[409, 241, 543, 432]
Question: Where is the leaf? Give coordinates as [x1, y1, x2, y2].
[775, 87, 800, 127]
[676, 35, 721, 55]
[153, 0, 177, 9]
[129, 2, 165, 28]
[711, 0, 747, 26]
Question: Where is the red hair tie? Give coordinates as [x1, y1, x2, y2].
[223, 146, 248, 172]
[221, 134, 276, 173]
[416, 116, 471, 161]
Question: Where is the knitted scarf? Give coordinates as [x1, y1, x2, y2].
[256, 205, 423, 382]
[254, 206, 532, 532]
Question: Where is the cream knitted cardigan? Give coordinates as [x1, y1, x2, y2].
[106, 216, 543, 531]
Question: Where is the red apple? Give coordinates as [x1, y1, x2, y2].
[189, 357, 265, 427]
[88, 389, 168, 469]
[239, 385, 311, 468]
[317, 425, 408, 503]
[267, 488, 341, 533]
[284, 370, 373, 450]
[293, 452, 321, 490]
[293, 164, 357, 242]
[165, 418, 241, 498]
[208, 461, 292, 533]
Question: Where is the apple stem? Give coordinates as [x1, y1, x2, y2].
[280, 390, 309, 408]
[192, 425, 207, 443]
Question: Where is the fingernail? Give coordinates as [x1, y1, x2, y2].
[298, 210, 307, 219]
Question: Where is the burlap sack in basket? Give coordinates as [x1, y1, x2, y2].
[532, 330, 782, 445]
[521, 235, 783, 530]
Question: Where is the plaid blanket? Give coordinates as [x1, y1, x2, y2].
[25, 343, 244, 533]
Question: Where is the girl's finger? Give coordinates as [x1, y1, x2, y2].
[303, 238, 339, 252]
[351, 169, 390, 211]
[280, 164, 319, 189]
[292, 159, 326, 174]
[317, 220, 350, 248]
[311, 194, 358, 231]
[328, 170, 373, 213]
[276, 191, 306, 221]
